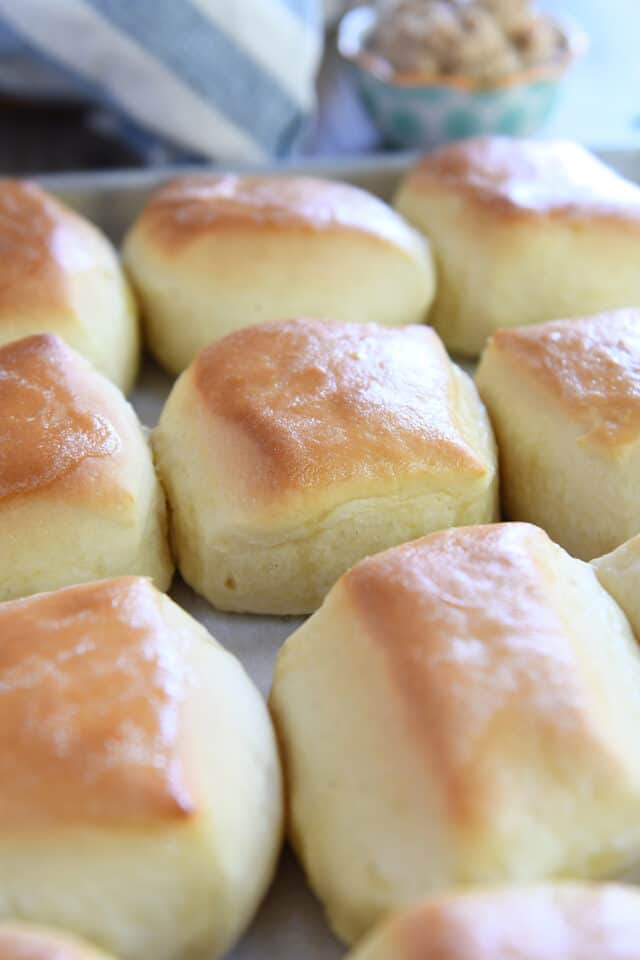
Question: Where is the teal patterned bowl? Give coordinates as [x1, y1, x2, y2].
[337, 6, 587, 148]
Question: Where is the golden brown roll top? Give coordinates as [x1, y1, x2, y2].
[346, 884, 640, 960]
[0, 333, 172, 601]
[0, 334, 121, 502]
[0, 577, 192, 829]
[0, 179, 138, 392]
[271, 522, 640, 943]
[0, 180, 73, 317]
[153, 318, 497, 613]
[123, 174, 435, 375]
[190, 318, 488, 515]
[480, 309, 640, 452]
[0, 923, 117, 959]
[394, 137, 640, 357]
[131, 173, 429, 252]
[340, 522, 640, 828]
[399, 136, 640, 222]
[476, 309, 640, 560]
[0, 577, 282, 960]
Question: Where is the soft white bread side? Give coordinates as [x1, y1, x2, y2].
[0, 577, 283, 960]
[0, 923, 117, 959]
[395, 137, 640, 356]
[153, 319, 497, 614]
[270, 523, 640, 945]
[345, 884, 640, 960]
[0, 179, 139, 392]
[592, 534, 640, 641]
[123, 174, 435, 375]
[476, 309, 640, 560]
[0, 334, 172, 601]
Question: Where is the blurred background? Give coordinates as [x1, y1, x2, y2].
[0, 0, 636, 175]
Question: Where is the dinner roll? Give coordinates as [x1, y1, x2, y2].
[592, 533, 640, 641]
[0, 576, 283, 960]
[0, 179, 139, 392]
[123, 174, 435, 375]
[394, 136, 640, 356]
[0, 924, 117, 959]
[345, 884, 640, 960]
[270, 523, 640, 944]
[153, 319, 497, 614]
[0, 334, 172, 601]
[476, 308, 640, 560]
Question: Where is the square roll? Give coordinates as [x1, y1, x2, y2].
[123, 175, 435, 376]
[0, 577, 282, 960]
[0, 333, 172, 601]
[152, 318, 498, 614]
[394, 137, 640, 356]
[0, 179, 139, 393]
[476, 308, 640, 560]
[271, 523, 640, 945]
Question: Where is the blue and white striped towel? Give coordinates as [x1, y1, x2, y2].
[0, 0, 323, 162]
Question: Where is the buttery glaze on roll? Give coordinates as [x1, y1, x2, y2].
[476, 308, 640, 560]
[0, 179, 139, 391]
[394, 136, 640, 356]
[345, 884, 640, 960]
[0, 577, 283, 960]
[123, 174, 435, 375]
[270, 523, 640, 944]
[0, 924, 118, 959]
[0, 334, 172, 601]
[152, 318, 497, 614]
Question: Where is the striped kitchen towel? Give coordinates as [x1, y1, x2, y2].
[0, 0, 323, 162]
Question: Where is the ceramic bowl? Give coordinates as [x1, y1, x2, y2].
[337, 5, 587, 148]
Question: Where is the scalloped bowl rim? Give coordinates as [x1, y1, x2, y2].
[337, 4, 588, 92]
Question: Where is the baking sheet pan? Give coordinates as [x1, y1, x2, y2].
[37, 147, 640, 244]
[37, 147, 640, 960]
